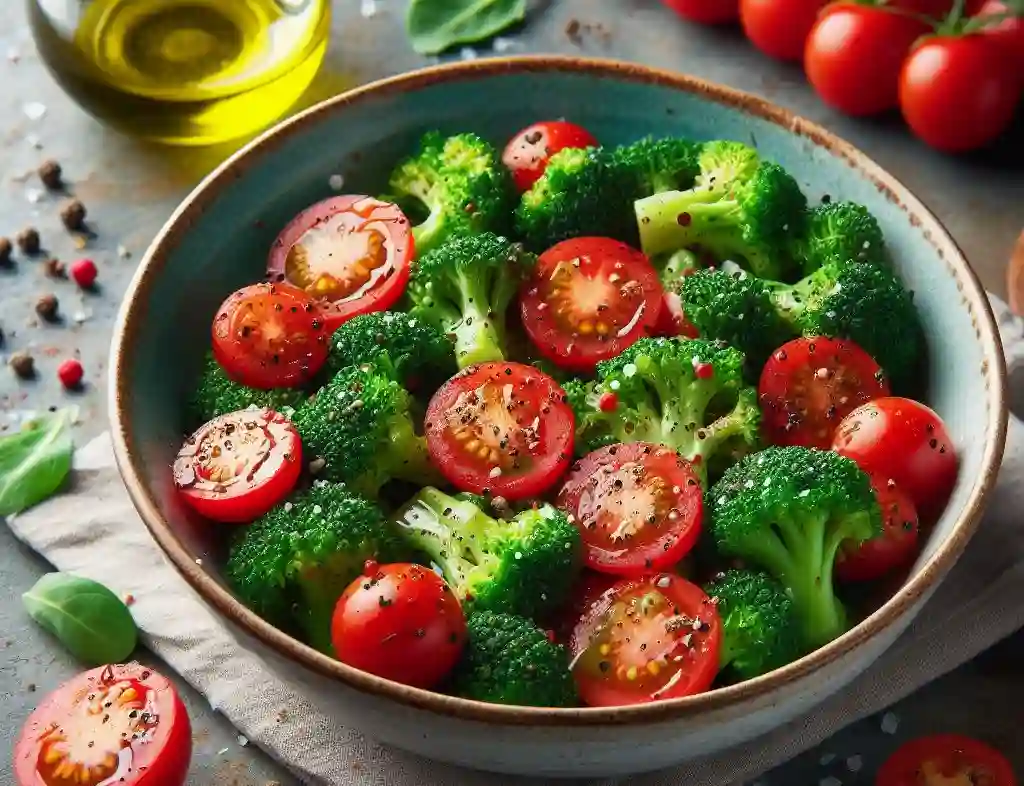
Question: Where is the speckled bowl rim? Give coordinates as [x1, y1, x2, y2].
[109, 55, 1009, 727]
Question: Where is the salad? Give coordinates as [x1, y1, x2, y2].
[172, 120, 960, 709]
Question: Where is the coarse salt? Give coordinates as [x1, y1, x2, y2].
[880, 712, 900, 734]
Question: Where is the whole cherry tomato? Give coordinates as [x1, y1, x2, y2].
[662, 0, 741, 24]
[973, 0, 1024, 75]
[740, 0, 830, 61]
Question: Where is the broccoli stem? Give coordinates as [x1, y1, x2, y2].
[635, 190, 736, 257]
[411, 487, 499, 587]
[452, 269, 506, 366]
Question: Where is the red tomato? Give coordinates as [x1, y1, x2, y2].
[14, 663, 191, 786]
[503, 121, 598, 192]
[891, 0, 985, 16]
[211, 282, 329, 389]
[520, 237, 664, 373]
[835, 475, 920, 582]
[805, 4, 930, 116]
[740, 0, 829, 61]
[831, 397, 959, 520]
[549, 570, 619, 645]
[331, 562, 467, 689]
[655, 291, 701, 338]
[173, 408, 302, 524]
[662, 0, 741, 24]
[877, 734, 1017, 786]
[266, 195, 414, 332]
[899, 34, 1021, 154]
[974, 0, 1024, 74]
[557, 443, 704, 576]
[569, 573, 721, 706]
[424, 361, 575, 499]
[758, 336, 891, 449]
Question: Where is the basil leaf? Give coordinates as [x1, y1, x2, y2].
[407, 0, 527, 55]
[0, 408, 75, 517]
[23, 573, 138, 665]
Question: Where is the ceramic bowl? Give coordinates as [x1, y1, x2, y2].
[109, 56, 1008, 778]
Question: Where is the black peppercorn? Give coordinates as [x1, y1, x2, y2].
[60, 199, 87, 231]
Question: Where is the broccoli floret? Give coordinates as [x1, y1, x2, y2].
[387, 131, 513, 255]
[395, 487, 582, 620]
[225, 481, 405, 654]
[708, 446, 882, 649]
[792, 201, 888, 275]
[451, 611, 578, 707]
[705, 569, 804, 680]
[292, 365, 439, 497]
[406, 232, 534, 368]
[652, 247, 701, 293]
[562, 377, 617, 456]
[186, 351, 306, 428]
[613, 136, 702, 195]
[691, 140, 763, 198]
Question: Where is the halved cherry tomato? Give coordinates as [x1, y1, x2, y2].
[266, 195, 414, 331]
[877, 734, 1017, 786]
[974, 0, 1024, 75]
[831, 397, 958, 520]
[503, 121, 599, 192]
[569, 573, 721, 706]
[332, 562, 467, 689]
[835, 475, 920, 582]
[173, 408, 302, 523]
[520, 237, 664, 373]
[557, 443, 704, 576]
[14, 663, 191, 786]
[212, 281, 329, 389]
[662, 0, 741, 24]
[424, 361, 575, 499]
[758, 336, 891, 449]
[549, 570, 619, 645]
[740, 0, 829, 62]
[655, 291, 701, 338]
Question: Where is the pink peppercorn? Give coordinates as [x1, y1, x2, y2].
[70, 258, 97, 289]
[57, 358, 83, 389]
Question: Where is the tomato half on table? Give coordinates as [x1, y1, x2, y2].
[569, 573, 721, 707]
[520, 237, 664, 373]
[266, 195, 414, 331]
[503, 120, 599, 192]
[877, 734, 1017, 786]
[835, 475, 920, 582]
[758, 336, 890, 449]
[14, 663, 191, 786]
[173, 408, 302, 523]
[557, 443, 704, 576]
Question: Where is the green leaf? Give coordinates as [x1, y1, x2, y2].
[407, 0, 527, 55]
[23, 573, 138, 665]
[0, 408, 75, 517]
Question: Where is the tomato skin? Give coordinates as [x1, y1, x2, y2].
[974, 0, 1024, 75]
[655, 292, 701, 338]
[662, 0, 740, 24]
[835, 475, 920, 582]
[891, 0, 985, 16]
[549, 570, 619, 645]
[877, 734, 1017, 786]
[14, 663, 192, 786]
[503, 121, 598, 192]
[805, 4, 930, 116]
[332, 563, 466, 689]
[740, 0, 829, 62]
[899, 35, 1021, 154]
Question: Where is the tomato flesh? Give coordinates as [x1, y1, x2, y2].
[521, 237, 664, 373]
[662, 0, 740, 24]
[503, 121, 598, 192]
[655, 291, 700, 338]
[877, 734, 1017, 786]
[266, 195, 413, 331]
[835, 475, 920, 582]
[558, 443, 704, 576]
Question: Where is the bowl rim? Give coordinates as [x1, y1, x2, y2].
[109, 54, 1009, 727]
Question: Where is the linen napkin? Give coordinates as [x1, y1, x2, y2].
[7, 296, 1024, 786]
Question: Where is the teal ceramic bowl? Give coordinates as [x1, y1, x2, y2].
[109, 57, 1008, 777]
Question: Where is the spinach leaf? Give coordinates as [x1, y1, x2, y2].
[407, 0, 527, 55]
[23, 573, 138, 665]
[0, 408, 75, 517]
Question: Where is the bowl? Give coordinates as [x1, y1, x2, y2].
[109, 56, 1008, 778]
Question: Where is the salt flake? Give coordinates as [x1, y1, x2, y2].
[24, 102, 47, 120]
[846, 756, 862, 773]
[880, 712, 900, 734]
[359, 0, 377, 17]
[328, 173, 345, 191]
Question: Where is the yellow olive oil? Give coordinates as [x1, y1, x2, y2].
[29, 0, 331, 145]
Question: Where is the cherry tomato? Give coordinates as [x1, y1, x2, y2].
[877, 734, 1017, 786]
[211, 282, 329, 389]
[557, 443, 704, 576]
[835, 475, 920, 582]
[655, 291, 701, 338]
[14, 663, 191, 786]
[549, 570, 619, 644]
[831, 397, 959, 520]
[805, 4, 930, 116]
[974, 0, 1024, 75]
[899, 34, 1021, 154]
[758, 336, 891, 449]
[173, 408, 302, 524]
[520, 237, 664, 373]
[266, 195, 414, 332]
[890, 0, 985, 17]
[503, 121, 599, 192]
[331, 563, 467, 689]
[424, 361, 575, 499]
[662, 0, 741, 24]
[740, 0, 829, 61]
[569, 573, 721, 706]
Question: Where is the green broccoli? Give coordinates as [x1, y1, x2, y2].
[705, 569, 804, 680]
[707, 446, 882, 649]
[394, 487, 582, 620]
[791, 201, 888, 275]
[225, 481, 405, 654]
[387, 131, 513, 255]
[613, 136, 703, 196]
[187, 351, 306, 428]
[451, 611, 578, 707]
[406, 232, 534, 368]
[690, 140, 763, 199]
[654, 247, 701, 292]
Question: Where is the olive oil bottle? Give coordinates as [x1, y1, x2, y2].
[28, 0, 331, 145]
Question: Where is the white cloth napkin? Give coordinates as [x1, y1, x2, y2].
[7, 296, 1024, 786]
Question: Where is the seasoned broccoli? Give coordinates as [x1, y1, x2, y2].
[792, 201, 888, 275]
[613, 136, 702, 196]
[705, 569, 804, 680]
[451, 611, 578, 707]
[406, 232, 534, 368]
[387, 131, 513, 255]
[225, 481, 405, 654]
[187, 351, 305, 428]
[655, 247, 700, 292]
[708, 446, 882, 648]
[690, 140, 763, 199]
[394, 487, 582, 620]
